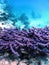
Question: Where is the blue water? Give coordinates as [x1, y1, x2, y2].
[0, 0, 49, 28]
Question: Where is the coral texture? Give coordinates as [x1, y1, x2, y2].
[0, 26, 49, 59]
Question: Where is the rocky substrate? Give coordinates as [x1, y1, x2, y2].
[0, 56, 49, 65]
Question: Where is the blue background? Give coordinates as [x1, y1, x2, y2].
[1, 0, 49, 28]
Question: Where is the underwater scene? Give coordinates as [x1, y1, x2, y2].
[0, 0, 49, 65]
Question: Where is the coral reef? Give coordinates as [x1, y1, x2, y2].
[0, 0, 49, 61]
[0, 26, 49, 59]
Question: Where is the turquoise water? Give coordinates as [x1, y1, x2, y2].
[0, 0, 49, 28]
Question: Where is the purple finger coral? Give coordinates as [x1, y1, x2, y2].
[0, 26, 49, 59]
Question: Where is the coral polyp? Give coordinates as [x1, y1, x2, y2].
[0, 26, 49, 59]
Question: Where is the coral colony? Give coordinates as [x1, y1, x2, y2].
[0, 0, 49, 61]
[0, 27, 49, 58]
